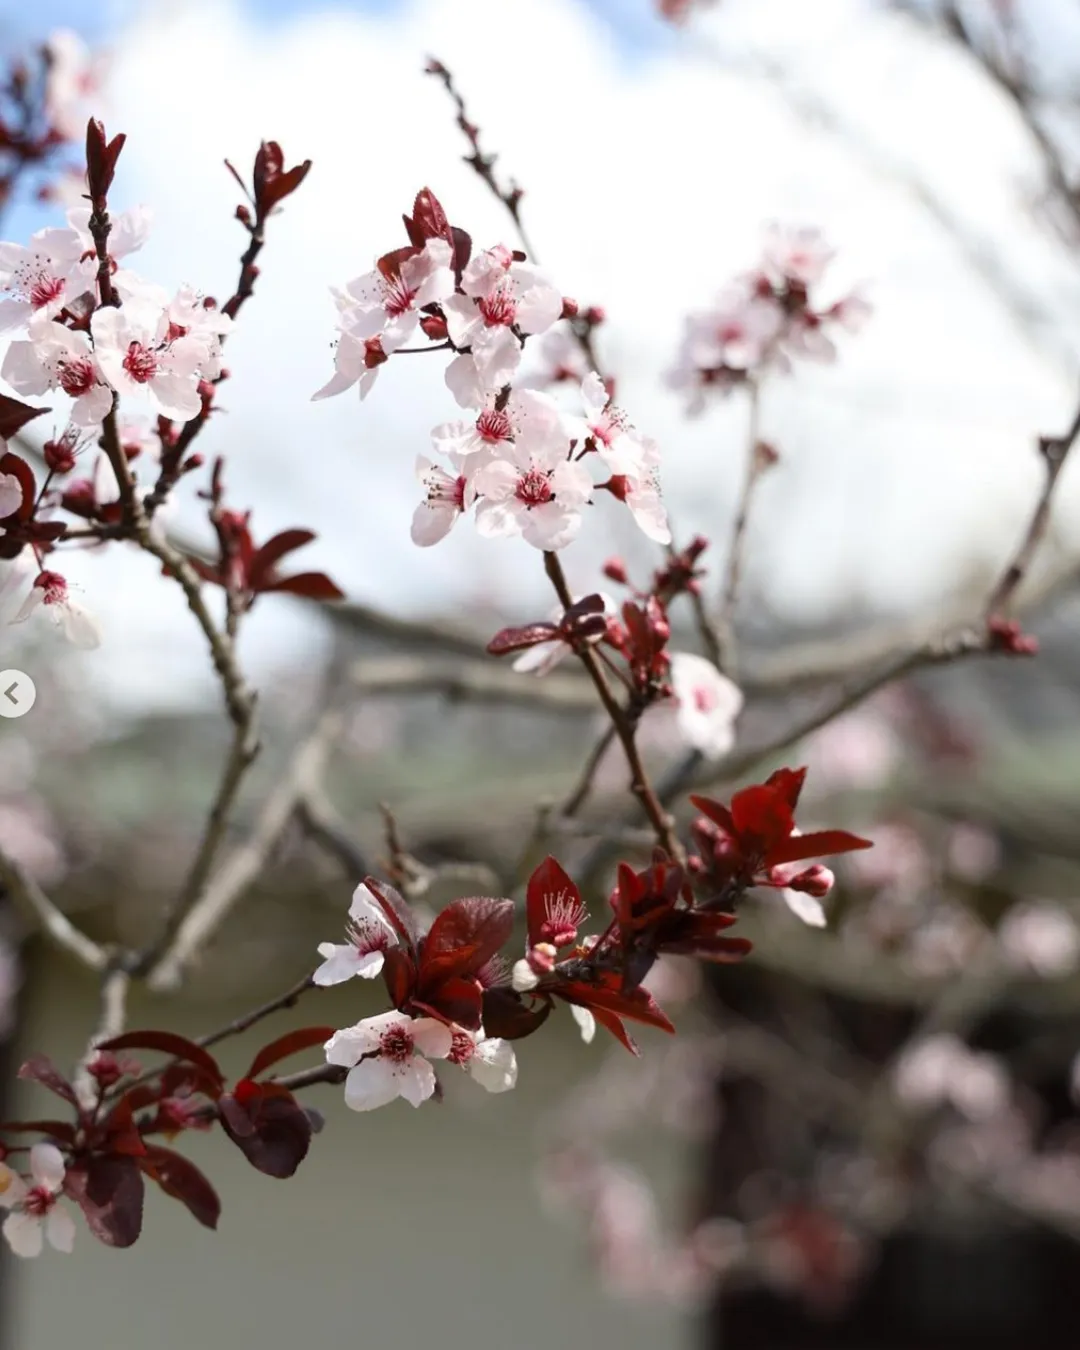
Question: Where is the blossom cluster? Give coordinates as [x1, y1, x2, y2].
[314, 190, 670, 552]
[668, 225, 871, 412]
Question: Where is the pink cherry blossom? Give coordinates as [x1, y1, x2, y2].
[0, 1144, 76, 1258]
[668, 653, 743, 759]
[90, 299, 210, 421]
[447, 1027, 518, 1092]
[2, 313, 112, 428]
[523, 327, 590, 389]
[894, 1035, 1009, 1122]
[44, 29, 101, 140]
[443, 245, 563, 408]
[410, 449, 476, 547]
[565, 372, 646, 476]
[606, 437, 671, 545]
[430, 401, 515, 461]
[684, 283, 784, 374]
[472, 401, 592, 551]
[0, 228, 85, 334]
[0, 473, 22, 522]
[10, 571, 100, 650]
[762, 225, 835, 289]
[311, 332, 388, 402]
[324, 1011, 453, 1112]
[336, 239, 454, 353]
[313, 882, 397, 986]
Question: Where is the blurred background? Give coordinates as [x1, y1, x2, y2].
[4, 0, 1080, 1347]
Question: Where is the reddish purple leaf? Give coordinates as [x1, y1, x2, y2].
[366, 879, 420, 949]
[0, 1119, 77, 1143]
[248, 528, 316, 584]
[423, 897, 514, 983]
[260, 571, 345, 601]
[526, 856, 580, 949]
[140, 1145, 220, 1230]
[480, 988, 552, 1041]
[765, 829, 873, 868]
[246, 1027, 337, 1081]
[0, 394, 49, 441]
[220, 1091, 312, 1178]
[98, 1032, 223, 1089]
[65, 1156, 145, 1247]
[486, 622, 558, 656]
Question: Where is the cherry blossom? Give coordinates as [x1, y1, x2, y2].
[472, 409, 592, 551]
[324, 1011, 453, 1112]
[10, 570, 100, 649]
[565, 373, 646, 476]
[604, 438, 671, 545]
[682, 283, 784, 376]
[444, 245, 563, 407]
[447, 1027, 518, 1093]
[313, 882, 397, 986]
[0, 233, 85, 335]
[762, 224, 835, 289]
[311, 332, 388, 402]
[893, 1035, 1010, 1122]
[523, 327, 589, 388]
[652, 653, 743, 760]
[335, 239, 454, 352]
[43, 29, 100, 140]
[90, 299, 213, 421]
[571, 1005, 597, 1044]
[410, 449, 475, 547]
[430, 401, 515, 461]
[0, 472, 21, 522]
[0, 1144, 76, 1258]
[2, 313, 113, 427]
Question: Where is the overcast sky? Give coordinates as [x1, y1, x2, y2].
[3, 0, 1080, 714]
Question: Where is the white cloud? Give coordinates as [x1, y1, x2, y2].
[8, 0, 1079, 710]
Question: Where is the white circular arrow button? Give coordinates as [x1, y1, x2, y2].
[0, 670, 36, 719]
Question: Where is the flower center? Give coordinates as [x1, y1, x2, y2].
[424, 469, 466, 510]
[382, 276, 418, 319]
[478, 285, 516, 328]
[539, 888, 587, 947]
[692, 685, 718, 714]
[476, 409, 512, 444]
[35, 570, 68, 606]
[515, 467, 553, 507]
[29, 272, 65, 310]
[22, 1186, 55, 1218]
[346, 915, 390, 957]
[448, 1030, 475, 1066]
[122, 341, 158, 383]
[57, 356, 96, 397]
[379, 1024, 415, 1064]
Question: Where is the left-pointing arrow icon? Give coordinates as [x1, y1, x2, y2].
[0, 671, 35, 718]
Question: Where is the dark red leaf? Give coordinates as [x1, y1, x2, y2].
[247, 528, 316, 584]
[730, 784, 793, 847]
[586, 1004, 640, 1055]
[140, 1145, 220, 1230]
[218, 1092, 255, 1139]
[765, 830, 874, 868]
[220, 1092, 312, 1178]
[246, 1027, 337, 1080]
[766, 766, 808, 809]
[412, 976, 482, 1030]
[260, 570, 345, 601]
[481, 988, 552, 1041]
[0, 1120, 76, 1143]
[423, 897, 514, 983]
[98, 1032, 224, 1089]
[409, 187, 452, 244]
[688, 794, 735, 834]
[486, 622, 558, 656]
[65, 1155, 144, 1248]
[18, 1055, 76, 1105]
[382, 947, 416, 1011]
[0, 394, 49, 441]
[101, 1097, 147, 1157]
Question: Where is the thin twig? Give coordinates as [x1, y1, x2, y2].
[0, 850, 107, 971]
[543, 551, 682, 860]
[144, 704, 344, 990]
[715, 380, 764, 676]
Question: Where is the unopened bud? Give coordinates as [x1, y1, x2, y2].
[602, 557, 629, 585]
[584, 305, 606, 326]
[560, 297, 579, 320]
[420, 313, 448, 341]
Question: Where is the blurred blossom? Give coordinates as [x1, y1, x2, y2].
[0, 797, 65, 887]
[904, 905, 989, 978]
[804, 705, 900, 792]
[893, 1034, 1009, 1121]
[997, 901, 1080, 977]
[843, 821, 930, 894]
[945, 823, 1002, 883]
[641, 954, 702, 1006]
[929, 1110, 1032, 1181]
